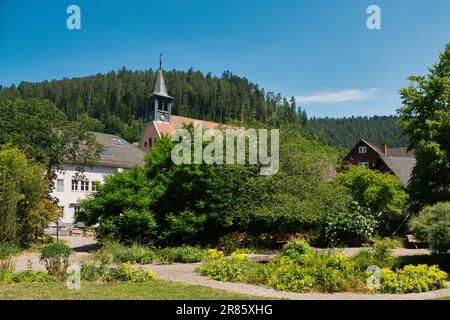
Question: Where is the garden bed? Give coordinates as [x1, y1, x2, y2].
[197, 240, 449, 295]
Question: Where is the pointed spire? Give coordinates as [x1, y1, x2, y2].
[152, 54, 172, 98]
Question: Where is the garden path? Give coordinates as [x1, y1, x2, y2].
[13, 236, 97, 272]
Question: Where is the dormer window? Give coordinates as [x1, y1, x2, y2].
[359, 146, 367, 154]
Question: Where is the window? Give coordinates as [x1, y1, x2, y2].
[80, 180, 89, 192]
[56, 179, 64, 192]
[144, 142, 147, 148]
[359, 146, 367, 154]
[358, 162, 369, 169]
[71, 180, 78, 191]
[91, 181, 100, 192]
[149, 138, 152, 147]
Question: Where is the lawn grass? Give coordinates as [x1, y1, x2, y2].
[0, 281, 263, 300]
[433, 296, 450, 300]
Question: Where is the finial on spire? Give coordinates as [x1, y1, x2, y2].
[159, 53, 163, 70]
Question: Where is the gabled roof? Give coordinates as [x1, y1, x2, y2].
[379, 156, 416, 186]
[344, 138, 377, 160]
[93, 133, 146, 168]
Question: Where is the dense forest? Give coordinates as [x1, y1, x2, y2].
[306, 116, 408, 150]
[0, 68, 407, 149]
[0, 68, 307, 142]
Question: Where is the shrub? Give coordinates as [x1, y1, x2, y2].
[197, 250, 258, 282]
[371, 236, 404, 249]
[95, 241, 156, 264]
[81, 261, 157, 283]
[40, 242, 73, 277]
[0, 243, 20, 271]
[333, 165, 408, 233]
[380, 265, 448, 294]
[106, 262, 157, 283]
[352, 244, 396, 270]
[81, 262, 110, 282]
[325, 201, 377, 245]
[281, 239, 313, 260]
[0, 270, 56, 284]
[0, 145, 62, 247]
[128, 243, 156, 264]
[12, 270, 56, 283]
[408, 202, 450, 253]
[158, 246, 207, 263]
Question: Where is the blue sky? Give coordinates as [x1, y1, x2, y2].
[0, 0, 449, 118]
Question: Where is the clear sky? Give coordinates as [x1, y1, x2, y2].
[0, 0, 449, 118]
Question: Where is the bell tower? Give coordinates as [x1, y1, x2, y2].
[147, 54, 173, 123]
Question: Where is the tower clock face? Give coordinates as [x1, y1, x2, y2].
[159, 114, 166, 121]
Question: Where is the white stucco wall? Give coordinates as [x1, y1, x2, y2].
[50, 164, 122, 223]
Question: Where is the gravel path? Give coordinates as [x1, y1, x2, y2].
[13, 236, 97, 272]
[144, 263, 450, 300]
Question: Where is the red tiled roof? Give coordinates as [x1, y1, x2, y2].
[155, 115, 234, 136]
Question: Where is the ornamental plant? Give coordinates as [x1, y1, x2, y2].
[40, 242, 74, 278]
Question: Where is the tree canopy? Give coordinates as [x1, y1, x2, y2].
[0, 146, 61, 247]
[0, 98, 101, 186]
[398, 44, 450, 211]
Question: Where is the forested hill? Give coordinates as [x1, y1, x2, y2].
[0, 68, 307, 141]
[306, 116, 408, 150]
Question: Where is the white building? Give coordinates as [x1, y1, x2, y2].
[51, 132, 146, 224]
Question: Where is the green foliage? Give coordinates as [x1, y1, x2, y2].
[0, 270, 56, 284]
[93, 241, 156, 265]
[324, 202, 377, 245]
[198, 240, 447, 294]
[408, 202, 450, 253]
[81, 124, 345, 246]
[0, 69, 307, 130]
[0, 146, 61, 247]
[197, 250, 261, 283]
[0, 243, 20, 271]
[281, 239, 313, 260]
[39, 242, 74, 277]
[158, 246, 208, 263]
[78, 166, 157, 243]
[107, 262, 158, 283]
[333, 165, 408, 234]
[380, 265, 448, 294]
[0, 99, 101, 185]
[352, 244, 396, 270]
[397, 44, 450, 210]
[306, 115, 408, 150]
[81, 261, 157, 283]
[371, 236, 404, 249]
[94, 241, 207, 264]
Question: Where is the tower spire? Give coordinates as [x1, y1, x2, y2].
[152, 54, 172, 98]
